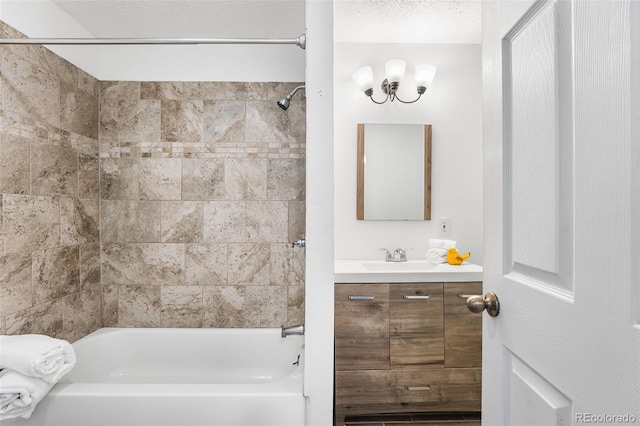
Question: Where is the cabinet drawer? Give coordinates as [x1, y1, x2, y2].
[444, 282, 482, 368]
[390, 283, 444, 369]
[335, 368, 482, 415]
[335, 283, 390, 371]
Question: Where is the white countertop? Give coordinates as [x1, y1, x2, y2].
[334, 259, 483, 283]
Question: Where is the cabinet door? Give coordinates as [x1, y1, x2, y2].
[444, 282, 482, 368]
[335, 283, 390, 370]
[390, 283, 444, 369]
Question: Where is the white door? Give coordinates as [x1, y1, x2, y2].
[482, 0, 640, 424]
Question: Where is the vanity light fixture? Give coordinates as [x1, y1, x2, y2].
[352, 60, 436, 104]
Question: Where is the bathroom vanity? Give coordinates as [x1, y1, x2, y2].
[334, 260, 483, 425]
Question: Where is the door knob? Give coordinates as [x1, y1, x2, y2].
[465, 292, 500, 317]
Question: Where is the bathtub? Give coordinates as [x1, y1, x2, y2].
[13, 328, 305, 426]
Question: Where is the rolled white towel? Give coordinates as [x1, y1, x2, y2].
[425, 248, 448, 264]
[428, 238, 457, 250]
[0, 335, 76, 384]
[0, 369, 54, 420]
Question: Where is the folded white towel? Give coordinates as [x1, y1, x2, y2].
[0, 369, 54, 420]
[428, 238, 457, 250]
[425, 248, 448, 264]
[0, 335, 76, 384]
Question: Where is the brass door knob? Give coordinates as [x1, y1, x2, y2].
[466, 292, 500, 317]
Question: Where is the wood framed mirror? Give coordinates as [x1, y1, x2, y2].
[357, 123, 432, 221]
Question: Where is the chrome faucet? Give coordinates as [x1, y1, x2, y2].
[393, 248, 407, 262]
[281, 324, 304, 338]
[381, 248, 407, 262]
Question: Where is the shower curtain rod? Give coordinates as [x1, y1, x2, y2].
[0, 33, 306, 49]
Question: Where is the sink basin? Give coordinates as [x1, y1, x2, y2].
[362, 261, 446, 272]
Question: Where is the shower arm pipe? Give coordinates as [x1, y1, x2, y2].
[0, 33, 307, 49]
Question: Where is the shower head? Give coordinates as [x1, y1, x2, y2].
[277, 85, 305, 111]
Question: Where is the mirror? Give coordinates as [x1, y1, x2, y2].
[357, 123, 431, 221]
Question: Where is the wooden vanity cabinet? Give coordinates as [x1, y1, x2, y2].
[334, 282, 482, 426]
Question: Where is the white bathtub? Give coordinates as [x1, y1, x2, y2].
[13, 328, 305, 426]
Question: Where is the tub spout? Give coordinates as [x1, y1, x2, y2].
[281, 324, 304, 338]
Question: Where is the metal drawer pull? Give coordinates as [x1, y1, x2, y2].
[457, 293, 479, 298]
[405, 385, 431, 391]
[403, 295, 430, 300]
[348, 295, 376, 300]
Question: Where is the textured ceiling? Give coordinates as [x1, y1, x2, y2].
[48, 0, 480, 44]
[336, 0, 482, 44]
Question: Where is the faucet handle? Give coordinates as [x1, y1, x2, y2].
[394, 248, 407, 262]
[379, 248, 393, 262]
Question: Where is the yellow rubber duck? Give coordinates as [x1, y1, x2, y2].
[447, 248, 470, 265]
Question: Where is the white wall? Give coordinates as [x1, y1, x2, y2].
[0, 0, 305, 82]
[334, 42, 484, 264]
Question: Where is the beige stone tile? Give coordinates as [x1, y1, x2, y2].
[60, 81, 99, 139]
[266, 82, 306, 101]
[102, 285, 118, 327]
[203, 201, 247, 242]
[99, 98, 118, 152]
[117, 285, 161, 327]
[0, 253, 32, 316]
[119, 99, 161, 143]
[141, 82, 184, 100]
[101, 243, 144, 286]
[139, 158, 181, 200]
[33, 246, 80, 305]
[224, 158, 267, 200]
[160, 286, 203, 327]
[141, 243, 185, 286]
[100, 200, 161, 243]
[60, 198, 99, 245]
[161, 100, 203, 142]
[79, 154, 99, 199]
[161, 201, 204, 243]
[287, 98, 306, 143]
[4, 195, 60, 254]
[267, 158, 305, 200]
[2, 51, 60, 128]
[245, 101, 289, 143]
[62, 288, 101, 342]
[0, 316, 5, 335]
[202, 286, 246, 328]
[181, 158, 225, 200]
[203, 101, 245, 144]
[202, 82, 268, 101]
[80, 243, 100, 291]
[227, 243, 270, 286]
[78, 68, 99, 98]
[100, 81, 141, 104]
[6, 300, 63, 338]
[270, 244, 304, 286]
[245, 286, 287, 327]
[31, 142, 78, 198]
[0, 133, 30, 195]
[245, 201, 288, 243]
[185, 243, 227, 286]
[100, 157, 140, 200]
[287, 286, 305, 325]
[288, 200, 306, 243]
[29, 45, 77, 86]
[0, 22, 30, 59]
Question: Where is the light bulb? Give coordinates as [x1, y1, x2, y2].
[352, 66, 374, 93]
[415, 64, 437, 89]
[385, 59, 406, 84]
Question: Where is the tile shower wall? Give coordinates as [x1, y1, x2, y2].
[99, 81, 306, 328]
[0, 22, 101, 341]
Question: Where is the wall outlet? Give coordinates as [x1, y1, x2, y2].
[438, 217, 451, 237]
